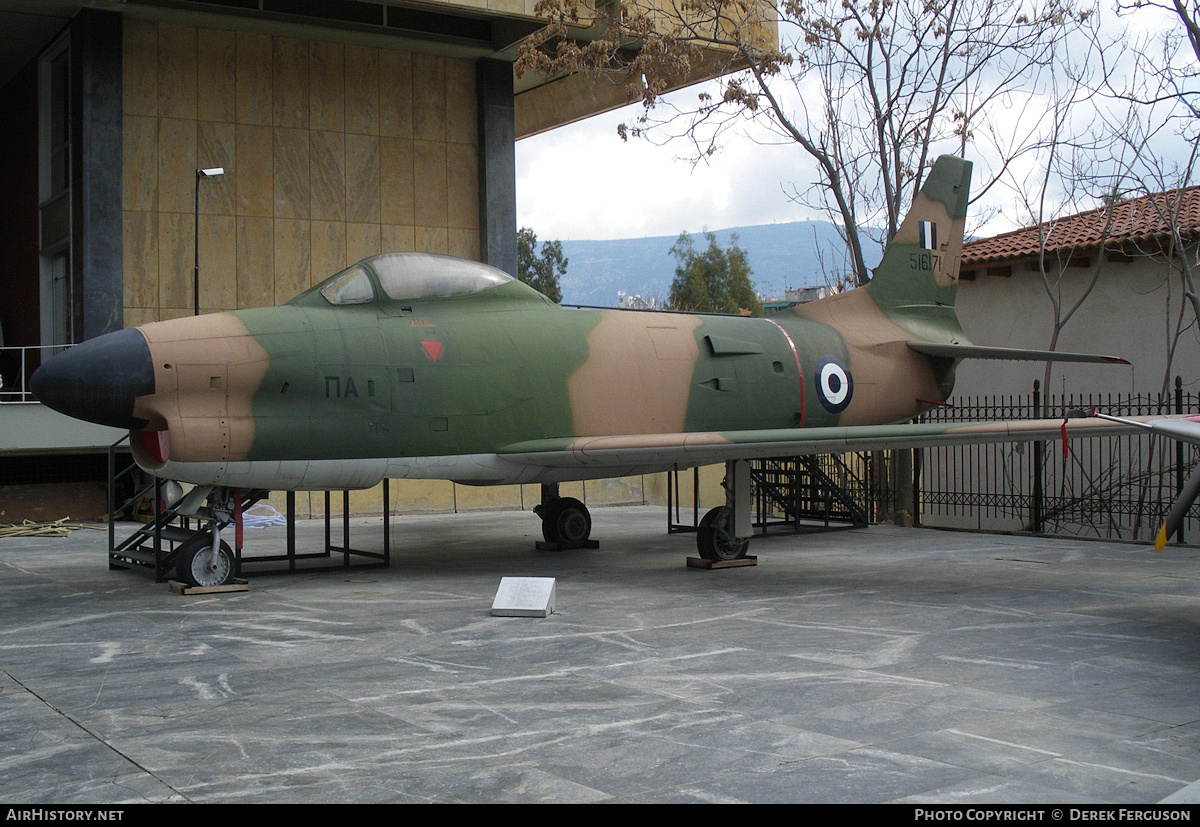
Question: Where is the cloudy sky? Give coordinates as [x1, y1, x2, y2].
[514, 6, 1189, 245]
[516, 92, 822, 242]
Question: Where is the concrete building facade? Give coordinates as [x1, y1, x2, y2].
[121, 19, 488, 325]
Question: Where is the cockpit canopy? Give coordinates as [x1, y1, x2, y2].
[310, 253, 515, 306]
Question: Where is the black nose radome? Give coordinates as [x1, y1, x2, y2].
[30, 328, 155, 430]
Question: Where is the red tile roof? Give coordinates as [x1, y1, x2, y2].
[962, 186, 1200, 266]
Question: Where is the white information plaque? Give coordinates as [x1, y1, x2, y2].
[491, 577, 556, 617]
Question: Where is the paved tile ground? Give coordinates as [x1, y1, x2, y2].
[2, 505, 1200, 803]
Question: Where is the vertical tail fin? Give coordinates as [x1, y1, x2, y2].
[866, 155, 972, 320]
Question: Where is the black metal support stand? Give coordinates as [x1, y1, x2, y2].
[1177, 375, 1186, 544]
[1031, 380, 1044, 533]
[108, 438, 393, 581]
[667, 464, 701, 533]
[108, 435, 199, 582]
[749, 456, 869, 536]
[323, 480, 391, 568]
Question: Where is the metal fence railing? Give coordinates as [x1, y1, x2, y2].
[921, 378, 1200, 543]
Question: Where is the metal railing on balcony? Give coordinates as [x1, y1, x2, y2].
[0, 344, 69, 403]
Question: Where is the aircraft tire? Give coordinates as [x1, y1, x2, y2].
[541, 497, 591, 548]
[175, 533, 235, 588]
[697, 506, 750, 562]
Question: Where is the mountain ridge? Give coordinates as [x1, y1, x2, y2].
[553, 220, 884, 307]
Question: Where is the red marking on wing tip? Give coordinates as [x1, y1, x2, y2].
[421, 340, 443, 362]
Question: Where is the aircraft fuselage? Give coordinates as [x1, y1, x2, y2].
[107, 276, 948, 490]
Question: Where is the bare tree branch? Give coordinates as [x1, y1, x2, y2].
[518, 0, 1099, 285]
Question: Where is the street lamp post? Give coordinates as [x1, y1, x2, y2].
[194, 167, 225, 316]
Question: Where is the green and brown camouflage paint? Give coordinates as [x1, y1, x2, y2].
[112, 155, 982, 488]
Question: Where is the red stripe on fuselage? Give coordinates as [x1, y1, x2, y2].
[763, 318, 805, 428]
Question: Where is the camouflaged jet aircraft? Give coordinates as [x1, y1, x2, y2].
[32, 155, 1135, 587]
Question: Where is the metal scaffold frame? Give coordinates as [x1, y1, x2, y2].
[107, 437, 391, 582]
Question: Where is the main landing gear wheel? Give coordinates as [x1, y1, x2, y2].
[175, 532, 235, 587]
[540, 497, 592, 549]
[697, 506, 750, 562]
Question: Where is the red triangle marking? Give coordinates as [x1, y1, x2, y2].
[421, 340, 443, 362]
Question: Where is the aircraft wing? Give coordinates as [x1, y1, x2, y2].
[1095, 413, 1200, 444]
[499, 416, 1152, 470]
[1097, 414, 1200, 551]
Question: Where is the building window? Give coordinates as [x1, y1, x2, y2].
[39, 33, 72, 349]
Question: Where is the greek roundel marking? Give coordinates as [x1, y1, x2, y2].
[815, 355, 853, 414]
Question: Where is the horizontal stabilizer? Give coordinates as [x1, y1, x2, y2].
[908, 342, 1129, 364]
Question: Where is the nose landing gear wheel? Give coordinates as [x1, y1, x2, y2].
[175, 533, 235, 587]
